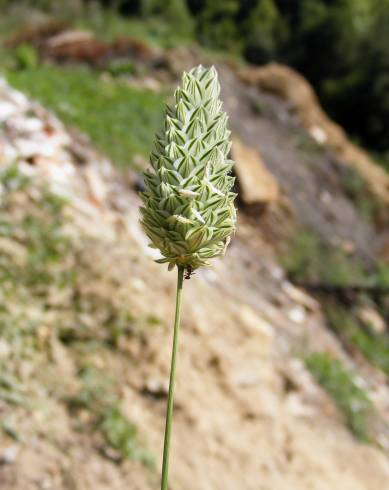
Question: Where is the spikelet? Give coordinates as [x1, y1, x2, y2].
[140, 65, 237, 271]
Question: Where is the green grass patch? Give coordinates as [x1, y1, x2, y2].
[0, 164, 71, 289]
[325, 305, 389, 378]
[101, 407, 154, 466]
[0, 165, 72, 365]
[305, 352, 373, 441]
[6, 64, 165, 168]
[340, 166, 386, 224]
[68, 365, 154, 466]
[280, 230, 368, 286]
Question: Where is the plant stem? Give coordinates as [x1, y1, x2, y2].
[161, 265, 185, 490]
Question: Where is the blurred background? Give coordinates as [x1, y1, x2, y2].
[0, 1, 388, 489]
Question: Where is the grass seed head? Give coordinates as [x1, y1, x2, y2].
[140, 65, 237, 270]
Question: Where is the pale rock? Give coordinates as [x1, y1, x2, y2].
[46, 160, 76, 184]
[287, 305, 306, 324]
[357, 306, 386, 334]
[7, 116, 44, 133]
[281, 281, 319, 311]
[285, 392, 315, 417]
[128, 77, 161, 92]
[131, 278, 146, 292]
[377, 433, 389, 450]
[84, 166, 108, 203]
[354, 375, 368, 391]
[239, 305, 274, 353]
[200, 267, 219, 283]
[144, 377, 169, 396]
[0, 101, 19, 122]
[0, 339, 11, 359]
[234, 371, 261, 387]
[46, 30, 94, 48]
[269, 264, 285, 281]
[284, 358, 321, 396]
[14, 138, 50, 159]
[1, 142, 18, 162]
[232, 138, 280, 205]
[320, 190, 332, 205]
[5, 86, 29, 108]
[309, 125, 327, 144]
[0, 445, 19, 465]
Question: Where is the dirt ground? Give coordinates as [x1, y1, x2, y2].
[1, 65, 389, 489]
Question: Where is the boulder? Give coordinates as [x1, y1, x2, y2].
[43, 31, 108, 65]
[232, 138, 280, 205]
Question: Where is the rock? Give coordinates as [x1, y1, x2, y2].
[357, 306, 386, 334]
[43, 30, 108, 66]
[281, 281, 319, 311]
[84, 166, 108, 204]
[282, 359, 322, 397]
[239, 305, 274, 354]
[111, 36, 158, 62]
[0, 339, 11, 359]
[127, 76, 161, 92]
[234, 371, 261, 387]
[0, 445, 19, 465]
[142, 377, 169, 399]
[232, 138, 280, 205]
[0, 101, 19, 122]
[285, 392, 315, 417]
[45, 30, 94, 49]
[6, 115, 44, 133]
[309, 125, 327, 144]
[287, 305, 306, 324]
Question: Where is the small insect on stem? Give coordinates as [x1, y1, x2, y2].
[184, 265, 196, 280]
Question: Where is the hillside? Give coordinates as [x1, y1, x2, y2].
[1, 18, 389, 490]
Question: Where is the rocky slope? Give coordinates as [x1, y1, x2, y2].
[0, 57, 389, 490]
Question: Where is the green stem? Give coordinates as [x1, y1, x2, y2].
[161, 265, 185, 490]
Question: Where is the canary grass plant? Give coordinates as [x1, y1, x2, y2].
[140, 65, 236, 490]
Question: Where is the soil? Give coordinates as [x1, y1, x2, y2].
[0, 58, 389, 490]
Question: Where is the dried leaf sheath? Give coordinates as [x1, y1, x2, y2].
[140, 65, 237, 270]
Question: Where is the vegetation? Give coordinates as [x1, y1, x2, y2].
[69, 365, 154, 465]
[185, 0, 389, 170]
[339, 166, 386, 224]
[0, 165, 71, 295]
[7, 65, 165, 169]
[325, 305, 389, 378]
[0, 165, 73, 413]
[305, 352, 374, 441]
[283, 226, 389, 387]
[2, 1, 389, 171]
[0, 0, 193, 47]
[280, 230, 368, 287]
